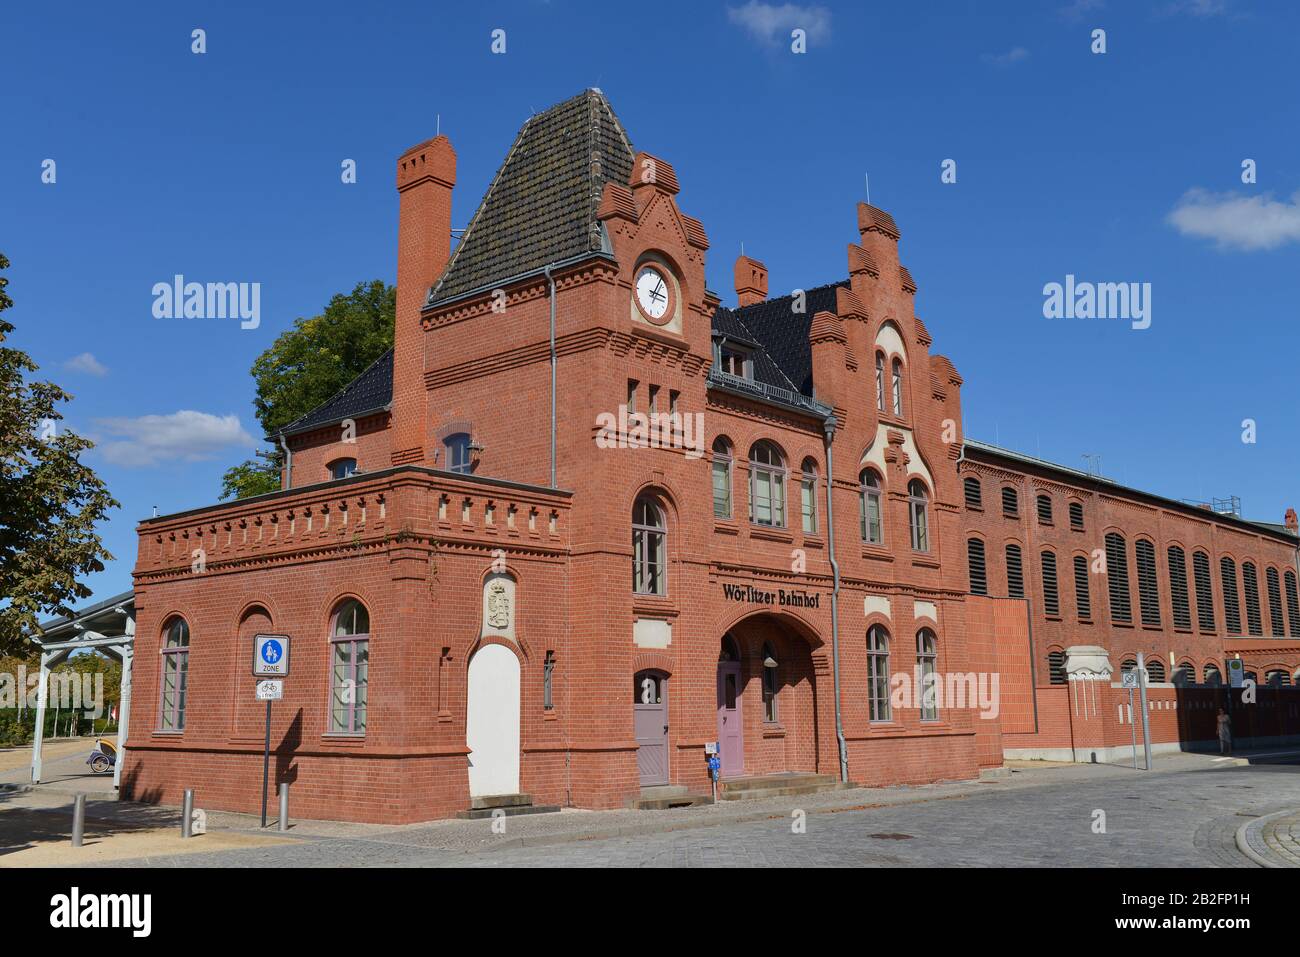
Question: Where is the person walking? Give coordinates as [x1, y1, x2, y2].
[1216, 708, 1233, 756]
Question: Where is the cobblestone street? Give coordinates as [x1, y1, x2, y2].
[11, 749, 1288, 868]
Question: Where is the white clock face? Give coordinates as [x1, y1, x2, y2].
[635, 266, 670, 321]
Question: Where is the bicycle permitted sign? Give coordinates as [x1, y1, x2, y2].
[253, 634, 291, 677]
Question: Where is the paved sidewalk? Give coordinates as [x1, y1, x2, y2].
[1236, 807, 1300, 868]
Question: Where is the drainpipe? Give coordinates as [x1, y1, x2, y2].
[822, 414, 849, 783]
[277, 434, 293, 490]
[543, 264, 558, 489]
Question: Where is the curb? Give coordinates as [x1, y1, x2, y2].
[1234, 808, 1298, 869]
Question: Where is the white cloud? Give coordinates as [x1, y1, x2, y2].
[1162, 0, 1229, 16]
[982, 46, 1030, 67]
[64, 352, 108, 377]
[1167, 188, 1300, 251]
[95, 411, 255, 467]
[1060, 0, 1105, 21]
[726, 1, 831, 47]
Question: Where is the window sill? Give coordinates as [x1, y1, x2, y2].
[713, 519, 740, 535]
[632, 595, 679, 617]
[911, 555, 939, 570]
[861, 544, 893, 561]
[1045, 615, 1063, 623]
[321, 733, 367, 744]
[152, 730, 184, 737]
[761, 724, 785, 738]
[750, 525, 793, 544]
[802, 535, 824, 549]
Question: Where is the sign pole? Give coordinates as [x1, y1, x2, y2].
[1129, 686, 1137, 769]
[261, 698, 271, 828]
[1137, 652, 1153, 771]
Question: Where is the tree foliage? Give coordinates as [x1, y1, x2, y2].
[220, 280, 395, 499]
[0, 253, 118, 653]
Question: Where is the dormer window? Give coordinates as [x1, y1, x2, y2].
[444, 433, 472, 474]
[716, 343, 753, 380]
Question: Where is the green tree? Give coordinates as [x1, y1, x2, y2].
[220, 280, 395, 499]
[0, 253, 118, 654]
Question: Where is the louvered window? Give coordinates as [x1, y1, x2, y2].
[1048, 650, 1067, 685]
[1220, 557, 1241, 634]
[1193, 551, 1215, 631]
[1036, 494, 1053, 525]
[1242, 562, 1262, 636]
[1267, 567, 1284, 636]
[1002, 487, 1019, 518]
[964, 476, 982, 509]
[967, 538, 987, 595]
[1135, 539, 1160, 627]
[1167, 546, 1191, 630]
[1105, 533, 1132, 624]
[1146, 659, 1166, 683]
[1073, 555, 1091, 620]
[1040, 550, 1059, 616]
[1069, 501, 1084, 530]
[1286, 571, 1300, 636]
[1006, 544, 1025, 599]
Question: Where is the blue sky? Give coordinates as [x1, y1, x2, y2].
[3, 0, 1298, 604]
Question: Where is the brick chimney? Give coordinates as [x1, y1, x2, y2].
[1286, 507, 1298, 533]
[734, 254, 767, 308]
[391, 135, 456, 465]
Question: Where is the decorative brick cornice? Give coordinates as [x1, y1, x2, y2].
[847, 244, 880, 278]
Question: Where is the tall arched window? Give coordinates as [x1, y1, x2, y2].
[1204, 663, 1222, 686]
[860, 469, 883, 544]
[444, 433, 472, 474]
[330, 600, 370, 734]
[890, 358, 903, 416]
[916, 629, 938, 720]
[632, 496, 667, 595]
[1242, 561, 1262, 635]
[711, 437, 733, 519]
[1173, 661, 1196, 686]
[761, 642, 779, 722]
[800, 458, 819, 534]
[867, 625, 891, 722]
[749, 442, 786, 528]
[874, 352, 886, 411]
[907, 479, 929, 552]
[159, 617, 190, 731]
[1105, 532, 1132, 624]
[1221, 557, 1241, 634]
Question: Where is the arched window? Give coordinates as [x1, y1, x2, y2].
[1146, 659, 1166, 683]
[908, 479, 929, 552]
[1040, 550, 1060, 617]
[874, 352, 886, 411]
[711, 438, 733, 519]
[1068, 501, 1085, 530]
[800, 458, 819, 534]
[1266, 567, 1285, 636]
[1047, 649, 1067, 685]
[632, 496, 667, 595]
[963, 476, 982, 509]
[1242, 561, 1262, 635]
[1002, 487, 1019, 518]
[159, 617, 190, 731]
[1005, 544, 1024, 599]
[1135, 539, 1160, 627]
[1193, 551, 1215, 631]
[967, 538, 987, 595]
[1286, 570, 1300, 636]
[1073, 554, 1092, 620]
[860, 469, 883, 544]
[916, 629, 938, 720]
[890, 358, 904, 416]
[1221, 557, 1241, 634]
[1105, 532, 1132, 624]
[444, 433, 472, 474]
[748, 442, 786, 528]
[329, 457, 357, 480]
[1204, 663, 1222, 686]
[867, 625, 891, 722]
[1173, 661, 1196, 686]
[1265, 669, 1289, 687]
[330, 600, 370, 734]
[1168, 546, 1191, 630]
[1036, 494, 1053, 525]
[761, 642, 779, 722]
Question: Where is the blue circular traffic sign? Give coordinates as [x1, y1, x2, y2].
[260, 639, 283, 664]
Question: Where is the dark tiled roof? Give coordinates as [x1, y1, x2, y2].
[427, 89, 635, 306]
[276, 348, 394, 438]
[713, 281, 848, 396]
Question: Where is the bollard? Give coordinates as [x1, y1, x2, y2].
[71, 794, 86, 847]
[181, 788, 194, 839]
[278, 783, 289, 833]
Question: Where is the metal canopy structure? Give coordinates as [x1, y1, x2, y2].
[29, 590, 135, 788]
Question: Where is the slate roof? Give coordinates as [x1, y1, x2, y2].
[426, 89, 635, 306]
[712, 281, 848, 397]
[275, 348, 394, 438]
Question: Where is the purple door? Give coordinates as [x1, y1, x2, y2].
[634, 671, 669, 786]
[716, 661, 744, 777]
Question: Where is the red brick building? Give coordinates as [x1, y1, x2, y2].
[121, 90, 1300, 823]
